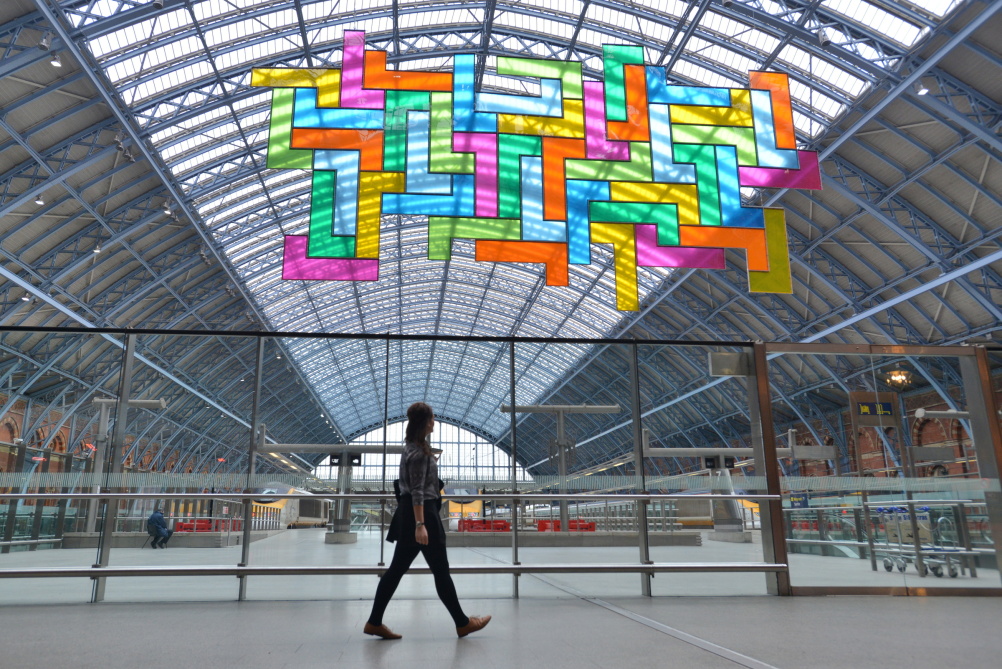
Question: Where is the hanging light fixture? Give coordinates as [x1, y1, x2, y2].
[915, 83, 930, 96]
[34, 194, 45, 205]
[884, 365, 913, 389]
[39, 32, 52, 51]
[50, 53, 61, 67]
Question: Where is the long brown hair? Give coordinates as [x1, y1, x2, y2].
[404, 402, 434, 456]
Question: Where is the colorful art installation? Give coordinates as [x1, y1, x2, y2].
[251, 30, 822, 311]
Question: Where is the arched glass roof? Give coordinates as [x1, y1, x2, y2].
[1, 0, 999, 473]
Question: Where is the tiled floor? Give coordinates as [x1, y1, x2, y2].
[1, 529, 999, 667]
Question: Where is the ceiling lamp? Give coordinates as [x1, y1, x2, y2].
[884, 365, 913, 389]
[39, 32, 51, 50]
[34, 194, 45, 205]
[50, 53, 61, 67]
[916, 83, 930, 95]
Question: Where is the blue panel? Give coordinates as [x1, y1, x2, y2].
[520, 157, 567, 242]
[649, 104, 697, 184]
[293, 89, 385, 129]
[716, 146, 764, 228]
[750, 90, 799, 169]
[405, 112, 453, 194]
[382, 175, 476, 215]
[478, 79, 564, 116]
[314, 150, 360, 235]
[566, 180, 610, 264]
[646, 67, 732, 106]
[453, 55, 498, 133]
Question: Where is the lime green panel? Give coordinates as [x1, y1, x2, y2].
[497, 57, 583, 99]
[427, 217, 521, 260]
[602, 45, 644, 122]
[498, 135, 543, 219]
[429, 93, 475, 174]
[565, 143, 653, 182]
[267, 89, 313, 170]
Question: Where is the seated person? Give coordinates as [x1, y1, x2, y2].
[147, 508, 174, 549]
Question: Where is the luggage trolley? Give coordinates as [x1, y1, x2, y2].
[865, 500, 977, 579]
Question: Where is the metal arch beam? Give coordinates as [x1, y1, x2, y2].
[33, 0, 272, 330]
[819, 172, 1002, 325]
[904, 90, 1002, 155]
[816, 2, 1002, 160]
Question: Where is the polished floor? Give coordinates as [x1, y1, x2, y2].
[1, 529, 999, 668]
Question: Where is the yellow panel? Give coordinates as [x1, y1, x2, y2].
[748, 208, 792, 293]
[250, 68, 341, 107]
[591, 222, 639, 311]
[669, 90, 753, 127]
[497, 100, 585, 138]
[609, 182, 700, 227]
[356, 172, 406, 258]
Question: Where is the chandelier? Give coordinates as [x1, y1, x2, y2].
[884, 366, 913, 389]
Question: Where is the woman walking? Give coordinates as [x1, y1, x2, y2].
[364, 401, 491, 640]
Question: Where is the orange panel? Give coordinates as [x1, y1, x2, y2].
[606, 65, 649, 142]
[749, 71, 796, 150]
[542, 138, 587, 221]
[475, 240, 569, 285]
[364, 50, 453, 91]
[678, 225, 769, 271]
[291, 128, 384, 171]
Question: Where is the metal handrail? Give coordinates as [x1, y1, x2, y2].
[0, 563, 788, 579]
[1, 492, 781, 501]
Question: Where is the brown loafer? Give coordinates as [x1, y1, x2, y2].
[363, 623, 402, 639]
[456, 615, 491, 638]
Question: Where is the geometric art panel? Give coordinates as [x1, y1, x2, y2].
[252, 31, 822, 310]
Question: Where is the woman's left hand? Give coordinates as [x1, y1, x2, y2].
[416, 525, 429, 545]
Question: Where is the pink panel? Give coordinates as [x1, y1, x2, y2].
[583, 81, 630, 160]
[282, 236, 379, 280]
[454, 132, 499, 218]
[340, 30, 385, 110]
[738, 150, 822, 190]
[635, 225, 725, 269]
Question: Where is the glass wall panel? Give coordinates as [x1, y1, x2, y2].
[639, 343, 773, 596]
[0, 331, 124, 604]
[507, 340, 647, 598]
[767, 345, 1001, 591]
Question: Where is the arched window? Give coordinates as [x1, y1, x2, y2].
[312, 421, 531, 484]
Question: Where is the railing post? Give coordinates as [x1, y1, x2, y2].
[749, 342, 791, 595]
[628, 342, 652, 595]
[239, 337, 265, 601]
[92, 333, 136, 603]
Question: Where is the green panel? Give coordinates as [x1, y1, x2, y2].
[497, 57, 583, 99]
[565, 143, 653, 182]
[384, 90, 430, 172]
[498, 135, 543, 219]
[308, 170, 355, 257]
[602, 45, 644, 122]
[429, 93, 475, 174]
[670, 125, 758, 166]
[267, 88, 313, 170]
[673, 144, 721, 227]
[589, 202, 680, 246]
[427, 217, 521, 260]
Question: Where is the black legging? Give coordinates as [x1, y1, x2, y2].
[367, 541, 469, 628]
